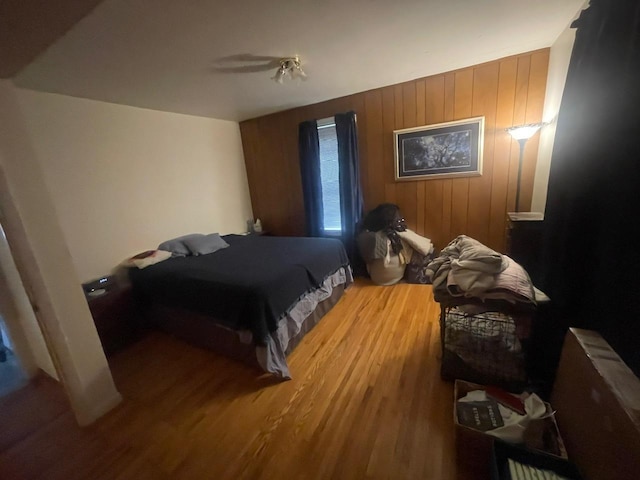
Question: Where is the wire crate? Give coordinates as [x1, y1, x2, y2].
[439, 306, 531, 389]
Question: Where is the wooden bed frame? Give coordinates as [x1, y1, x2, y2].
[143, 282, 347, 373]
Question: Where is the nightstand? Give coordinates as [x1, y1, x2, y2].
[506, 212, 544, 286]
[86, 285, 142, 356]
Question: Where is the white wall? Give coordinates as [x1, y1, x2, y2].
[0, 79, 121, 425]
[531, 8, 583, 213]
[14, 90, 253, 282]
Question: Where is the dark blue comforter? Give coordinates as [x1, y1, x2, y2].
[129, 235, 349, 344]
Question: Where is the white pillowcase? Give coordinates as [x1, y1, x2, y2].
[122, 249, 172, 269]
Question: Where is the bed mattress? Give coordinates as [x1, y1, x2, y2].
[129, 234, 350, 344]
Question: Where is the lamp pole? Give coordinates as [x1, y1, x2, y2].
[506, 123, 543, 213]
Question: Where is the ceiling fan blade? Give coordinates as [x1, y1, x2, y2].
[210, 53, 282, 74]
[214, 53, 281, 63]
[211, 64, 279, 74]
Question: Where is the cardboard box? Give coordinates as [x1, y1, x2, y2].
[551, 328, 640, 480]
[454, 380, 566, 478]
[491, 440, 582, 480]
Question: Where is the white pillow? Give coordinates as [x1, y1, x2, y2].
[182, 233, 229, 256]
[157, 233, 204, 257]
[122, 250, 172, 269]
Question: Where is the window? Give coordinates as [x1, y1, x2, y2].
[317, 117, 342, 233]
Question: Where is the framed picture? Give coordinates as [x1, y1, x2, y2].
[394, 116, 484, 181]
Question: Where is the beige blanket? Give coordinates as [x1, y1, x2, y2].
[426, 235, 536, 306]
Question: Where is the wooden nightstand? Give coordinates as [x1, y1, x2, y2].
[86, 285, 142, 356]
[506, 212, 544, 285]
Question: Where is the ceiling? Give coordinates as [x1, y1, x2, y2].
[10, 0, 585, 122]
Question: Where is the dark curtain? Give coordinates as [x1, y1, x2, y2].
[540, 0, 640, 375]
[298, 120, 323, 237]
[335, 112, 365, 274]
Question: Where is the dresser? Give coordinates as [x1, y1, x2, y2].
[506, 212, 545, 286]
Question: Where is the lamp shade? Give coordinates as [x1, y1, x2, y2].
[506, 123, 543, 140]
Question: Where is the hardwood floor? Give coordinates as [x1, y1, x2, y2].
[0, 280, 466, 479]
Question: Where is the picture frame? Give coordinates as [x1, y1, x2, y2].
[394, 116, 484, 181]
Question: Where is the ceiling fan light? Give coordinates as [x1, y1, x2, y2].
[273, 56, 306, 84]
[293, 64, 307, 80]
[272, 67, 286, 84]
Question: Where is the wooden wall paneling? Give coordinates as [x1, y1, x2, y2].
[277, 114, 294, 234]
[364, 90, 385, 212]
[307, 96, 330, 120]
[415, 79, 426, 127]
[276, 112, 296, 235]
[424, 76, 446, 248]
[282, 110, 305, 236]
[454, 69, 474, 116]
[393, 84, 406, 211]
[259, 116, 286, 234]
[441, 191, 454, 248]
[449, 69, 474, 238]
[269, 113, 288, 234]
[249, 117, 269, 226]
[415, 80, 427, 236]
[239, 119, 261, 225]
[382, 86, 397, 204]
[526, 51, 549, 118]
[489, 57, 519, 251]
[449, 183, 469, 240]
[400, 81, 418, 231]
[467, 63, 500, 247]
[520, 49, 550, 212]
[513, 55, 532, 126]
[439, 73, 456, 247]
[248, 118, 273, 228]
[443, 72, 456, 121]
[394, 84, 404, 127]
[239, 50, 549, 249]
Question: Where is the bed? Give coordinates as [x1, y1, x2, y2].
[128, 234, 352, 378]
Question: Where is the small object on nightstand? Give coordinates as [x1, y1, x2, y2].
[253, 218, 263, 233]
[87, 288, 107, 298]
[82, 275, 116, 298]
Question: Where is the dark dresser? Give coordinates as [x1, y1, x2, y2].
[84, 277, 141, 356]
[506, 212, 545, 286]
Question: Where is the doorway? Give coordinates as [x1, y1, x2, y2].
[0, 316, 28, 397]
[0, 220, 58, 398]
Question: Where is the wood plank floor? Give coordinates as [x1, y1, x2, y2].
[0, 279, 468, 479]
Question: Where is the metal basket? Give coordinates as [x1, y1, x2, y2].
[440, 306, 531, 389]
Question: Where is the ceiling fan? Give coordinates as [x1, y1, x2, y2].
[212, 54, 307, 83]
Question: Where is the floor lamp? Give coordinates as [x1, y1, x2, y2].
[506, 123, 543, 212]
